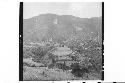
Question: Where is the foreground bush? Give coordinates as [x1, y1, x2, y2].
[30, 44, 55, 62]
[67, 39, 102, 78]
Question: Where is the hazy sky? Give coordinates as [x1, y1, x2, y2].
[24, 2, 102, 19]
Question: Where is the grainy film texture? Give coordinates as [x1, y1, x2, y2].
[22, 2, 103, 81]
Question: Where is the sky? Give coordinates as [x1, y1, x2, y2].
[24, 2, 102, 19]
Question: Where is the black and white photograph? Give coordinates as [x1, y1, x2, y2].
[20, 2, 104, 81]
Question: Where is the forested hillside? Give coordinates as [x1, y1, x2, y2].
[23, 14, 103, 80]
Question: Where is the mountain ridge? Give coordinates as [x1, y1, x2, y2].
[23, 13, 102, 43]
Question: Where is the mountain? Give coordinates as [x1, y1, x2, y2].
[23, 13, 102, 43]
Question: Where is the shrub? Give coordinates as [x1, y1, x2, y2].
[55, 62, 71, 71]
[70, 63, 89, 78]
[69, 39, 102, 78]
[23, 47, 33, 58]
[31, 46, 48, 63]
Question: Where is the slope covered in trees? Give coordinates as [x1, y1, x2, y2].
[23, 14, 102, 80]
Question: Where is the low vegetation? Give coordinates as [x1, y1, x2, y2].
[23, 38, 102, 80]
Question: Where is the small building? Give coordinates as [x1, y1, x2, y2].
[52, 46, 72, 57]
[52, 46, 74, 65]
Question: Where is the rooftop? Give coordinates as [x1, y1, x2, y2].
[52, 46, 72, 56]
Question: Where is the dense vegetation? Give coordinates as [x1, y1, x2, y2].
[23, 14, 102, 80]
[23, 38, 102, 79]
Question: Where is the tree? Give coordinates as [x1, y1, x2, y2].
[69, 39, 102, 78]
[31, 46, 48, 63]
[70, 63, 89, 78]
